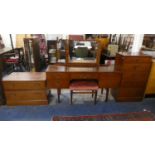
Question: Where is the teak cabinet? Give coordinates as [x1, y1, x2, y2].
[111, 52, 152, 102]
[2, 72, 48, 106]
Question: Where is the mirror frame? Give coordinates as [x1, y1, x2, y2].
[65, 39, 101, 67]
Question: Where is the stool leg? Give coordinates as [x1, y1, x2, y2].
[101, 88, 104, 94]
[57, 89, 61, 103]
[70, 90, 73, 105]
[94, 90, 97, 105]
[92, 90, 94, 98]
[105, 88, 109, 102]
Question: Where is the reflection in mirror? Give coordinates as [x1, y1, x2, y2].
[47, 39, 66, 64]
[56, 39, 66, 63]
[69, 40, 98, 64]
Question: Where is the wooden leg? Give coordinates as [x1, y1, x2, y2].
[105, 88, 109, 102]
[70, 90, 73, 105]
[94, 90, 97, 105]
[57, 89, 61, 103]
[92, 90, 94, 98]
[101, 88, 104, 94]
[48, 89, 52, 97]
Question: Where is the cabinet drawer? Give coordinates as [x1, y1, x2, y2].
[70, 73, 98, 80]
[3, 81, 46, 90]
[47, 78, 69, 88]
[5, 90, 47, 101]
[121, 81, 146, 87]
[123, 57, 151, 63]
[115, 97, 143, 102]
[118, 88, 145, 97]
[122, 72, 149, 82]
[123, 64, 151, 72]
[7, 100, 48, 106]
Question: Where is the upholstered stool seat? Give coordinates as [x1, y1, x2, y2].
[69, 80, 99, 104]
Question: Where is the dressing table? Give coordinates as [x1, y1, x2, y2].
[46, 39, 122, 102]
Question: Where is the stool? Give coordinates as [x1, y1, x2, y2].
[69, 80, 99, 105]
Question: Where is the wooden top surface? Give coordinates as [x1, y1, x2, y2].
[118, 52, 152, 57]
[46, 65, 118, 73]
[2, 72, 46, 81]
[0, 48, 13, 55]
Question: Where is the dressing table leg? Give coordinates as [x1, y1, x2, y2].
[105, 88, 109, 102]
[70, 90, 73, 105]
[57, 89, 61, 103]
[94, 90, 97, 105]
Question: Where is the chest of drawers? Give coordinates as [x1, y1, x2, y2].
[2, 72, 48, 106]
[111, 53, 152, 102]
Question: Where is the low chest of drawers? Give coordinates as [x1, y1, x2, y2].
[2, 72, 48, 106]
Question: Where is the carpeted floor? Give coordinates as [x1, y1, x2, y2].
[0, 89, 155, 121]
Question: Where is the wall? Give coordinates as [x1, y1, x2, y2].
[1, 34, 68, 48]
[45, 34, 68, 40]
[1, 34, 16, 48]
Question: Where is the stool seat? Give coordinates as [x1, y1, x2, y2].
[70, 80, 98, 90]
[69, 80, 99, 104]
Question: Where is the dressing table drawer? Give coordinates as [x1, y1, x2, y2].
[70, 73, 98, 80]
[47, 72, 69, 79]
[47, 79, 69, 88]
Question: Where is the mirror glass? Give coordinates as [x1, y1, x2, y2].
[69, 40, 98, 64]
[48, 39, 66, 64]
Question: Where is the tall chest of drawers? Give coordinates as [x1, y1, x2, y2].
[111, 53, 152, 102]
[2, 72, 48, 106]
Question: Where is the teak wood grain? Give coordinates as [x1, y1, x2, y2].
[2, 72, 48, 106]
[111, 52, 152, 102]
